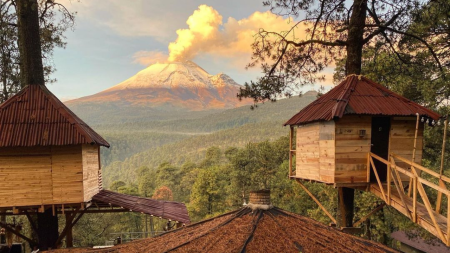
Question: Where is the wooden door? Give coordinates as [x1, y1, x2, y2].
[370, 117, 391, 182]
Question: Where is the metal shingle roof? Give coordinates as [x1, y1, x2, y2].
[285, 75, 440, 125]
[0, 85, 109, 147]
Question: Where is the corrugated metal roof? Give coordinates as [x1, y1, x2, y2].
[48, 206, 398, 253]
[285, 75, 441, 125]
[0, 85, 109, 147]
[92, 190, 190, 224]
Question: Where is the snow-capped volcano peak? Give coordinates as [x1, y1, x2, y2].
[66, 61, 251, 111]
[107, 61, 240, 91]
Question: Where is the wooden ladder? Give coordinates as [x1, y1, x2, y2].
[368, 152, 450, 246]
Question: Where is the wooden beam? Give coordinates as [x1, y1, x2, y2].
[296, 179, 337, 224]
[390, 169, 412, 220]
[392, 154, 450, 183]
[24, 210, 38, 235]
[436, 180, 447, 214]
[369, 157, 386, 202]
[55, 207, 84, 248]
[353, 203, 386, 228]
[0, 221, 37, 246]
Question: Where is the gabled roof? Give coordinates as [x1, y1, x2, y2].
[92, 190, 190, 224]
[0, 85, 109, 147]
[285, 75, 440, 125]
[48, 206, 398, 253]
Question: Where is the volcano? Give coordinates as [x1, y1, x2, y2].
[66, 61, 251, 111]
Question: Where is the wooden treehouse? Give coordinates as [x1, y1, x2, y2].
[0, 84, 190, 249]
[286, 75, 450, 245]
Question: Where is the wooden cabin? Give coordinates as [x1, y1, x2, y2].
[285, 75, 440, 186]
[0, 85, 110, 208]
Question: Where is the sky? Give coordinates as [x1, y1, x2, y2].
[50, 0, 333, 101]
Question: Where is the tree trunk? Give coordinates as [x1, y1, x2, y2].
[37, 208, 58, 250]
[337, 0, 368, 228]
[345, 0, 368, 75]
[16, 0, 45, 87]
[337, 187, 355, 227]
[17, 0, 57, 249]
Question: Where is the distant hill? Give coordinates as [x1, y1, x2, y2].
[65, 61, 253, 124]
[99, 92, 318, 186]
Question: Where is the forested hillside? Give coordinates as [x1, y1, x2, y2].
[79, 92, 318, 170]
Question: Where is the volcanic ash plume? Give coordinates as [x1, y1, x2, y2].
[164, 5, 296, 63]
[168, 5, 222, 62]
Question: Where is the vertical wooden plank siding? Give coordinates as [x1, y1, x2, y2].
[335, 116, 371, 183]
[82, 144, 101, 202]
[295, 121, 335, 183]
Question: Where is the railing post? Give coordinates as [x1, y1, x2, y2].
[387, 162, 391, 205]
[289, 126, 294, 177]
[447, 195, 450, 246]
[413, 177, 417, 223]
[367, 153, 371, 183]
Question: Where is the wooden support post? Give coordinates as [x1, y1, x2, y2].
[55, 207, 84, 248]
[296, 179, 337, 224]
[387, 163, 391, 205]
[353, 203, 386, 228]
[413, 177, 417, 223]
[408, 114, 420, 197]
[367, 153, 371, 183]
[65, 213, 73, 248]
[289, 126, 294, 177]
[447, 198, 450, 246]
[437, 180, 446, 214]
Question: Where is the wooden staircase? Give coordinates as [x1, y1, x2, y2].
[368, 152, 450, 245]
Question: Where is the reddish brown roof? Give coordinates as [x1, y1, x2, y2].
[92, 190, 190, 224]
[285, 75, 440, 125]
[0, 85, 109, 147]
[48, 206, 397, 253]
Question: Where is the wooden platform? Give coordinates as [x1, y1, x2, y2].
[370, 183, 448, 240]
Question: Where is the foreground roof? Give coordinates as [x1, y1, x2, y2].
[285, 75, 440, 125]
[0, 85, 109, 147]
[92, 190, 190, 224]
[48, 206, 397, 253]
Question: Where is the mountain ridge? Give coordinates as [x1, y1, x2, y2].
[66, 61, 251, 112]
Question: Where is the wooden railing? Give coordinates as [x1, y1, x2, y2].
[369, 152, 450, 245]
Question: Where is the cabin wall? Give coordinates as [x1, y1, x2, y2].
[82, 144, 101, 202]
[390, 117, 423, 170]
[296, 121, 335, 183]
[52, 145, 83, 203]
[335, 115, 372, 183]
[0, 146, 84, 208]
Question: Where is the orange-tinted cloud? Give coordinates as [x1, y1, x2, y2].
[133, 51, 169, 66]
